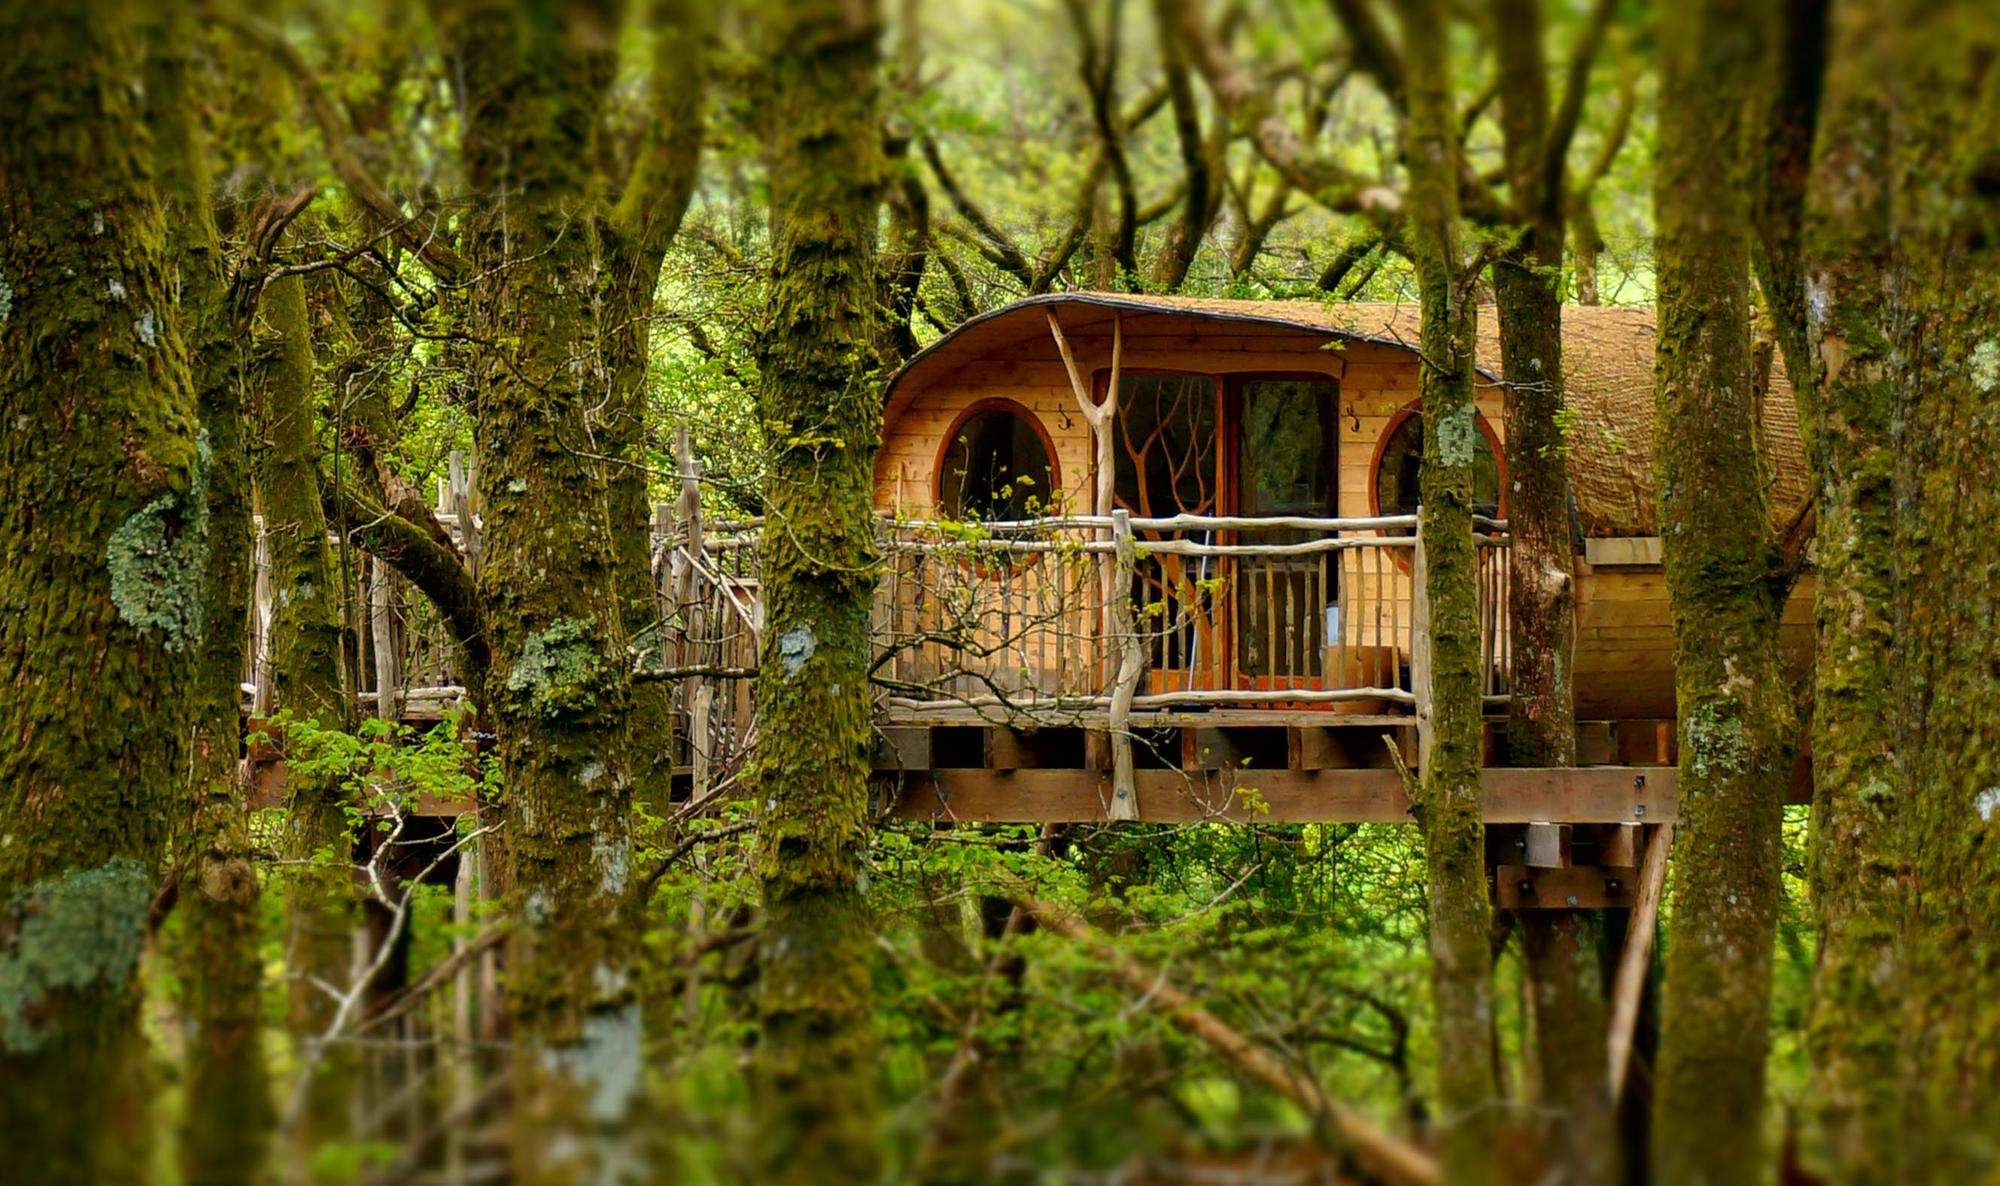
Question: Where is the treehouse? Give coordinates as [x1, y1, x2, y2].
[248, 294, 1817, 902]
[655, 294, 1815, 851]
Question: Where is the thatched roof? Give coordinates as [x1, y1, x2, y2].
[884, 293, 1811, 540]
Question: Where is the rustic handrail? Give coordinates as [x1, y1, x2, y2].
[248, 480, 1510, 748]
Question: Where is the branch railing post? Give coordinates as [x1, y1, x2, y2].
[369, 555, 400, 722]
[671, 427, 714, 801]
[1107, 509, 1146, 820]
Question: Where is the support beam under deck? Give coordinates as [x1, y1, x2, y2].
[878, 766, 1674, 825]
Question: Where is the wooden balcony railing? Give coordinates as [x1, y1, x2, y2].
[243, 473, 1510, 799]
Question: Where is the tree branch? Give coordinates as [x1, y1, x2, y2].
[612, 0, 709, 294]
[1540, 0, 1617, 223]
[1166, 0, 1397, 217]
[1007, 883, 1441, 1186]
[921, 135, 1036, 288]
[324, 477, 489, 676]
[213, 8, 469, 281]
[1325, 0, 1406, 109]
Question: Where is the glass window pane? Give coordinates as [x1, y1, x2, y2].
[938, 407, 1055, 521]
[1374, 409, 1500, 519]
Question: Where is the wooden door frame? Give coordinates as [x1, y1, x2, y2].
[1092, 368, 1345, 692]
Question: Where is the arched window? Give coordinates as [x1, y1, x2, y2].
[1372, 403, 1502, 521]
[937, 403, 1058, 521]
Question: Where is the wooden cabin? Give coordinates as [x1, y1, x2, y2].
[870, 294, 1813, 724]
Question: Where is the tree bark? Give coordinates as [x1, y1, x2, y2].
[1488, 5, 1609, 1180]
[144, 11, 273, 1183]
[259, 265, 362, 1177]
[0, 4, 203, 1180]
[1887, 2, 2000, 1172]
[1649, 5, 1798, 1183]
[1795, 2, 1899, 1178]
[437, 2, 648, 1179]
[1404, 3, 1501, 1182]
[604, 0, 707, 820]
[749, 2, 887, 1181]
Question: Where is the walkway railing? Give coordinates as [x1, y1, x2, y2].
[243, 480, 1511, 789]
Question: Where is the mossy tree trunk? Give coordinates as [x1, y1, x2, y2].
[1650, 4, 1798, 1182]
[143, 11, 272, 1184]
[749, 1, 888, 1181]
[1888, 2, 2000, 1172]
[436, 3, 649, 1180]
[258, 263, 360, 1176]
[1404, 2, 1500, 1181]
[1792, 1, 1899, 1177]
[0, 4, 205, 1181]
[602, 0, 707, 821]
[1488, 3, 1608, 1180]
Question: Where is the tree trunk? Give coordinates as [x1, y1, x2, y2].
[1650, 5, 1798, 1183]
[604, 0, 707, 821]
[144, 11, 272, 1183]
[259, 264, 360, 1176]
[1488, 5, 1607, 1180]
[438, 2, 647, 1179]
[0, 5, 203, 1180]
[1404, 2, 1500, 1181]
[1796, 2, 1899, 1178]
[1888, 2, 2000, 1172]
[750, 2, 888, 1181]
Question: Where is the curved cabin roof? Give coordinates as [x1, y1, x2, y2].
[884, 293, 1810, 540]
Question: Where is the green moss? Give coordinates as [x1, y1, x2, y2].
[0, 860, 150, 1053]
[104, 429, 210, 652]
[505, 617, 609, 720]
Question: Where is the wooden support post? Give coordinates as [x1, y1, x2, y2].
[1615, 718, 1676, 765]
[1184, 727, 1249, 771]
[250, 514, 274, 715]
[984, 727, 1047, 770]
[369, 556, 399, 721]
[872, 725, 932, 772]
[448, 449, 481, 580]
[1576, 720, 1618, 766]
[1106, 509, 1145, 819]
[673, 428, 714, 802]
[1608, 824, 1673, 1102]
[1293, 724, 1412, 770]
[1084, 729, 1114, 771]
[1523, 822, 1573, 868]
[1596, 822, 1641, 868]
[1292, 726, 1350, 771]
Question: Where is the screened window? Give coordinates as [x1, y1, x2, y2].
[937, 405, 1056, 521]
[1374, 407, 1502, 521]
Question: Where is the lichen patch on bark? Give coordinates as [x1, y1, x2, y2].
[104, 429, 211, 652]
[0, 859, 150, 1053]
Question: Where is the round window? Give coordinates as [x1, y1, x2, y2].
[1373, 406, 1502, 520]
[938, 405, 1057, 521]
